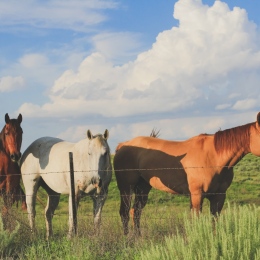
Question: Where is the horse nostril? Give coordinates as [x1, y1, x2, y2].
[10, 154, 16, 161]
[10, 153, 20, 162]
[91, 177, 101, 188]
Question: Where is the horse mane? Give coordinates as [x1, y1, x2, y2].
[116, 128, 161, 153]
[214, 122, 253, 154]
[150, 128, 160, 138]
[95, 134, 111, 154]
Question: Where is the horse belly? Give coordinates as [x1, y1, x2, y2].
[139, 148, 189, 194]
[149, 177, 178, 194]
[41, 171, 70, 194]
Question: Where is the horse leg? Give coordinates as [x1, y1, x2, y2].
[91, 192, 107, 234]
[15, 185, 27, 211]
[119, 187, 132, 235]
[208, 192, 226, 216]
[22, 177, 41, 234]
[1, 191, 13, 230]
[132, 178, 152, 236]
[209, 169, 233, 216]
[189, 187, 203, 214]
[43, 185, 60, 240]
[1, 171, 20, 230]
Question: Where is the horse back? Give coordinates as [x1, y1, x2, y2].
[20, 137, 64, 174]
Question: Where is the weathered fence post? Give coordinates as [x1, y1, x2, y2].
[69, 152, 77, 235]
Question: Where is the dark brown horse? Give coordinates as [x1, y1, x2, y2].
[114, 112, 260, 235]
[0, 113, 26, 229]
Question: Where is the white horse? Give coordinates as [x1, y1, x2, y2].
[20, 129, 112, 239]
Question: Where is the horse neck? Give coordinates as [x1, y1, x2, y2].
[73, 139, 89, 154]
[214, 123, 252, 168]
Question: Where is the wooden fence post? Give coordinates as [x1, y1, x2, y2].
[69, 152, 77, 235]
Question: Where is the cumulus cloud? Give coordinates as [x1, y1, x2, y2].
[90, 32, 145, 63]
[0, 76, 25, 92]
[17, 0, 260, 149]
[20, 0, 260, 118]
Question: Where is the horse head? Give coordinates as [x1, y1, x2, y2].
[2, 113, 23, 163]
[87, 129, 112, 193]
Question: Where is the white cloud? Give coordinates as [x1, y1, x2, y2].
[90, 32, 144, 63]
[19, 54, 49, 68]
[55, 111, 258, 152]
[19, 0, 260, 120]
[215, 103, 231, 110]
[0, 76, 25, 92]
[232, 98, 258, 110]
[15, 0, 260, 152]
[0, 0, 119, 32]
[3, 53, 66, 91]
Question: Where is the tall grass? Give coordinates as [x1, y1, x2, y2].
[0, 214, 20, 258]
[140, 203, 260, 260]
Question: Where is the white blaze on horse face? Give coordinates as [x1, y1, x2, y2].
[4, 123, 23, 162]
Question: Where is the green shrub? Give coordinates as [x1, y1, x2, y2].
[140, 203, 260, 260]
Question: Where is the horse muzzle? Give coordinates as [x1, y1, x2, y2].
[91, 176, 102, 188]
[10, 152, 21, 163]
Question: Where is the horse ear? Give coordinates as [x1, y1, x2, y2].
[87, 130, 93, 140]
[104, 129, 109, 140]
[257, 112, 260, 125]
[5, 113, 10, 124]
[17, 114, 22, 124]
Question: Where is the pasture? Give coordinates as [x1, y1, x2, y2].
[0, 153, 260, 259]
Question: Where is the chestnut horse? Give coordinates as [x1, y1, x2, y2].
[0, 113, 26, 229]
[114, 112, 260, 235]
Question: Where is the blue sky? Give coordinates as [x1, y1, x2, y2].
[0, 0, 260, 152]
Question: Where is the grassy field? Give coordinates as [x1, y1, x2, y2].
[1, 153, 260, 259]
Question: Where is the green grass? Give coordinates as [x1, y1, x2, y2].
[0, 153, 260, 259]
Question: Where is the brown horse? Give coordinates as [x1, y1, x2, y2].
[114, 112, 260, 235]
[0, 113, 26, 229]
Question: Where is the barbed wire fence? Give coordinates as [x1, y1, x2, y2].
[1, 152, 260, 237]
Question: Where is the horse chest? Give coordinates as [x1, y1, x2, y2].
[0, 153, 9, 172]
